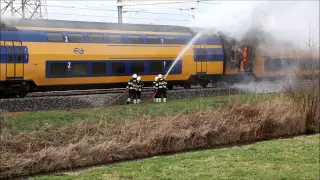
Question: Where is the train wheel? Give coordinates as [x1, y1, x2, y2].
[18, 91, 28, 98]
[184, 84, 191, 89]
[201, 83, 208, 88]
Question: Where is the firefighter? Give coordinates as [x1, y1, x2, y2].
[158, 74, 167, 103]
[136, 76, 144, 104]
[156, 74, 164, 102]
[161, 76, 168, 103]
[126, 74, 138, 104]
[153, 76, 159, 102]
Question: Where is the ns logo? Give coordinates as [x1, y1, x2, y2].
[74, 48, 84, 54]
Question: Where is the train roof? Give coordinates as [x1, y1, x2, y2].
[1, 18, 193, 34]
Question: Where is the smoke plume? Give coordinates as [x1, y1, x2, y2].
[187, 1, 319, 47]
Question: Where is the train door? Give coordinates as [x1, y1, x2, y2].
[4, 41, 25, 80]
[194, 44, 208, 74]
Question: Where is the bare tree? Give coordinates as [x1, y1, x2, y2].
[283, 29, 320, 133]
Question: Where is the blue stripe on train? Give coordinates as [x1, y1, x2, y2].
[194, 48, 224, 62]
[0, 30, 222, 45]
[0, 45, 29, 63]
[45, 60, 183, 78]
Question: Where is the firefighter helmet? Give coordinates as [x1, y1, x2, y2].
[158, 74, 163, 78]
[137, 76, 141, 81]
[132, 74, 137, 78]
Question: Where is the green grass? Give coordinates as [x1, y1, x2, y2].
[32, 134, 320, 180]
[2, 93, 278, 132]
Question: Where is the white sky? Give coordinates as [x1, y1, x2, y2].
[1, 0, 213, 26]
[1, 0, 319, 46]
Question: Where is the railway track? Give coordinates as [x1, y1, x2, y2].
[26, 87, 185, 98]
[2, 79, 299, 99]
[0, 87, 245, 112]
[1, 86, 207, 99]
[1, 80, 300, 112]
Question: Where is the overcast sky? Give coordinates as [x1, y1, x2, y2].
[1, 0, 319, 46]
[45, 0, 202, 25]
[1, 0, 216, 26]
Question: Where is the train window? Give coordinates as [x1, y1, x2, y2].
[112, 62, 125, 74]
[68, 33, 83, 42]
[88, 34, 104, 43]
[163, 37, 176, 44]
[283, 59, 295, 70]
[200, 49, 208, 61]
[131, 62, 144, 74]
[147, 36, 161, 44]
[108, 34, 122, 43]
[50, 63, 67, 77]
[299, 59, 316, 70]
[47, 32, 64, 42]
[71, 62, 88, 76]
[194, 49, 207, 61]
[207, 48, 217, 61]
[265, 58, 282, 71]
[315, 59, 320, 70]
[275, 59, 282, 70]
[165, 61, 172, 69]
[7, 47, 13, 62]
[92, 62, 106, 76]
[150, 62, 163, 73]
[15, 47, 22, 62]
[264, 59, 271, 71]
[127, 35, 141, 44]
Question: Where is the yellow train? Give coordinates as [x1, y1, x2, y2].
[0, 19, 319, 98]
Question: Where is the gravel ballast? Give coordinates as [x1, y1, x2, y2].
[0, 88, 244, 112]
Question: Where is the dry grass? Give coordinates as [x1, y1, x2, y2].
[1, 95, 319, 179]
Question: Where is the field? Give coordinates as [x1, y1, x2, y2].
[32, 134, 320, 180]
[1, 92, 319, 179]
[3, 93, 275, 132]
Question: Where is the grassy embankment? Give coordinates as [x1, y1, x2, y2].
[32, 134, 320, 180]
[3, 93, 275, 133]
[1, 92, 319, 179]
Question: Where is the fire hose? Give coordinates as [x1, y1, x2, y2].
[107, 88, 158, 106]
[142, 89, 158, 104]
[106, 89, 128, 106]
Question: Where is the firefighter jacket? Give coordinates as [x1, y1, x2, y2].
[158, 78, 163, 89]
[137, 80, 144, 91]
[159, 78, 167, 89]
[126, 78, 138, 90]
[153, 80, 159, 90]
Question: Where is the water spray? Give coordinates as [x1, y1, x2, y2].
[164, 30, 206, 79]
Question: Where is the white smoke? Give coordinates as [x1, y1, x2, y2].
[230, 80, 286, 94]
[186, 1, 319, 93]
[187, 1, 320, 47]
[0, 15, 20, 26]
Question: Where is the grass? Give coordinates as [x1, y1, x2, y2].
[2, 92, 277, 133]
[1, 92, 318, 178]
[31, 134, 320, 180]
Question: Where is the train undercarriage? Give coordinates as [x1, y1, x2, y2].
[0, 79, 30, 98]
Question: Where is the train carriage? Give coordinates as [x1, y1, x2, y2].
[0, 18, 319, 98]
